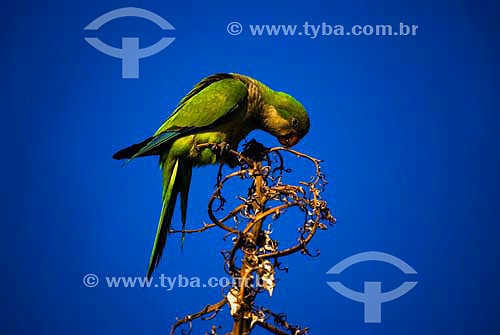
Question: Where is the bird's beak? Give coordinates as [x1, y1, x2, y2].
[278, 133, 300, 147]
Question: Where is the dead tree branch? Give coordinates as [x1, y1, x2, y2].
[170, 299, 227, 335]
[169, 140, 335, 334]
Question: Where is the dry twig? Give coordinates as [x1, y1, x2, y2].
[169, 140, 335, 334]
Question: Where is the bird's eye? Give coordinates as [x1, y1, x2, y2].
[291, 118, 299, 128]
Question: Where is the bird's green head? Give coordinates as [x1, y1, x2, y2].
[260, 90, 310, 147]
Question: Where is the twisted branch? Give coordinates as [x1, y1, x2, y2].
[170, 300, 226, 335]
[170, 140, 334, 335]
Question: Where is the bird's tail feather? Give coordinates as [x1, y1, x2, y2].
[179, 166, 192, 250]
[112, 137, 155, 160]
[112, 129, 193, 161]
[146, 156, 192, 279]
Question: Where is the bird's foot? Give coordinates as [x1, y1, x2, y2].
[209, 142, 240, 168]
[209, 142, 231, 156]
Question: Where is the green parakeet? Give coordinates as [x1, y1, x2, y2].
[113, 73, 310, 278]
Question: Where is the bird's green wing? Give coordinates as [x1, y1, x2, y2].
[155, 77, 248, 133]
[124, 77, 248, 160]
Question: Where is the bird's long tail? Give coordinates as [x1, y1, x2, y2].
[146, 155, 192, 279]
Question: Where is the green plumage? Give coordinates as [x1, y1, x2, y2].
[113, 73, 310, 278]
[155, 78, 247, 133]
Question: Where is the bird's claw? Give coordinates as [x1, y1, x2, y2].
[210, 142, 231, 156]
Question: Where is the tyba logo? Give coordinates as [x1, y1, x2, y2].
[327, 251, 417, 323]
[84, 7, 175, 78]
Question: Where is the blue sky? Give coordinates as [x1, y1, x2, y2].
[2, 1, 499, 334]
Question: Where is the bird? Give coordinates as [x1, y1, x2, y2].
[113, 73, 310, 278]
